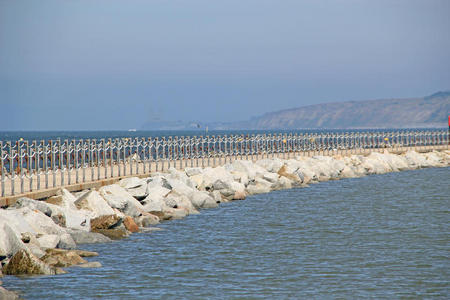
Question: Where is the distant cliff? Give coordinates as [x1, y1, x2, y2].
[141, 91, 450, 130]
[232, 91, 450, 129]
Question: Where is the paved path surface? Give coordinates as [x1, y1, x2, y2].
[1, 144, 448, 206]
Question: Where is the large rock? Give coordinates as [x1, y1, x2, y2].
[229, 160, 266, 181]
[372, 152, 409, 171]
[231, 171, 249, 186]
[342, 155, 367, 177]
[340, 164, 358, 178]
[147, 211, 170, 221]
[262, 172, 280, 183]
[36, 234, 60, 249]
[256, 158, 284, 173]
[185, 167, 203, 177]
[0, 209, 36, 237]
[60, 189, 81, 209]
[213, 179, 232, 190]
[275, 176, 293, 190]
[14, 197, 70, 227]
[0, 286, 19, 300]
[41, 248, 87, 267]
[13, 197, 52, 217]
[246, 178, 272, 195]
[63, 207, 91, 232]
[422, 151, 446, 167]
[0, 223, 27, 258]
[142, 186, 170, 204]
[45, 194, 63, 206]
[142, 198, 167, 213]
[119, 177, 148, 199]
[361, 154, 392, 174]
[119, 177, 146, 189]
[286, 159, 314, 182]
[20, 232, 44, 258]
[164, 192, 198, 214]
[141, 184, 171, 213]
[189, 174, 204, 189]
[73, 249, 99, 257]
[147, 176, 172, 190]
[14, 198, 69, 229]
[168, 168, 196, 188]
[16, 199, 70, 230]
[161, 207, 189, 220]
[126, 185, 148, 200]
[190, 191, 218, 209]
[431, 151, 450, 165]
[74, 190, 115, 217]
[277, 165, 303, 183]
[134, 214, 160, 227]
[3, 248, 61, 275]
[232, 190, 246, 200]
[319, 156, 347, 177]
[20, 232, 40, 246]
[99, 184, 144, 217]
[229, 181, 247, 200]
[57, 233, 77, 250]
[199, 167, 235, 191]
[55, 189, 92, 232]
[123, 216, 139, 233]
[69, 230, 111, 244]
[20, 208, 66, 235]
[90, 214, 122, 231]
[165, 177, 195, 197]
[211, 190, 224, 203]
[309, 156, 341, 180]
[94, 228, 129, 240]
[26, 243, 46, 259]
[74, 261, 102, 268]
[404, 151, 431, 168]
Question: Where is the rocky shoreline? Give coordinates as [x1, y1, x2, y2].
[1, 149, 449, 299]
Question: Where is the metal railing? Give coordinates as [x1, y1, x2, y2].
[1, 130, 448, 197]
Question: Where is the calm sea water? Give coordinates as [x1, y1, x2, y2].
[0, 128, 440, 143]
[3, 167, 449, 299]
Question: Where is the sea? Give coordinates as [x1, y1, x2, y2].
[1, 131, 449, 299]
[0, 128, 441, 144]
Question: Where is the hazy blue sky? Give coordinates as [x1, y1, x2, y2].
[1, 0, 449, 130]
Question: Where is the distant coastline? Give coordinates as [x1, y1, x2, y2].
[141, 91, 450, 131]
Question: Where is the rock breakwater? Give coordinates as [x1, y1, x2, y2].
[1, 149, 449, 298]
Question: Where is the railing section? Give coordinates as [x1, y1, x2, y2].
[0, 130, 448, 197]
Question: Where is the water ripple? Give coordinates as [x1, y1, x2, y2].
[3, 167, 450, 299]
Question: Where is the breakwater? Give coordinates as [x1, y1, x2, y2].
[1, 147, 449, 298]
[1, 129, 448, 201]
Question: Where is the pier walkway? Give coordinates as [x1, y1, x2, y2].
[1, 130, 448, 206]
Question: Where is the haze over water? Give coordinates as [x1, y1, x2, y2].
[4, 167, 449, 299]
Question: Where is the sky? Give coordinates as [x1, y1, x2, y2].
[0, 0, 449, 130]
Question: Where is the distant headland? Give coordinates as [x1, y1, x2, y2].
[141, 91, 450, 130]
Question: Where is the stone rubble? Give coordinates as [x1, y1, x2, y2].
[0, 149, 449, 297]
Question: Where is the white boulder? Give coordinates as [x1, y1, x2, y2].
[229, 160, 266, 180]
[75, 190, 115, 217]
[185, 167, 203, 177]
[256, 158, 284, 173]
[190, 190, 218, 209]
[246, 178, 272, 195]
[36, 234, 60, 249]
[0, 223, 27, 258]
[98, 184, 144, 217]
[119, 177, 148, 199]
[404, 151, 431, 168]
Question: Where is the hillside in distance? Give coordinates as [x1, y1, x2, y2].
[141, 91, 450, 130]
[234, 91, 450, 129]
